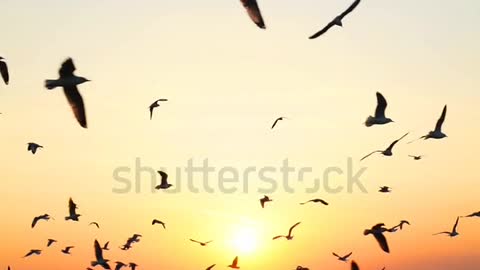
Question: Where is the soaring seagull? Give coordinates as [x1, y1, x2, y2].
[309, 0, 361, 39]
[149, 99, 168, 120]
[364, 223, 390, 253]
[300, 199, 329, 206]
[389, 220, 410, 232]
[273, 222, 301, 240]
[434, 217, 460, 237]
[190, 239, 213, 246]
[418, 105, 448, 141]
[27, 143, 43, 155]
[332, 252, 353, 262]
[47, 239, 57, 247]
[155, 170, 173, 190]
[260, 195, 272, 208]
[295, 267, 309, 270]
[31, 214, 52, 228]
[365, 92, 394, 127]
[65, 198, 81, 221]
[152, 219, 166, 229]
[228, 256, 240, 269]
[45, 58, 90, 128]
[23, 249, 42, 258]
[240, 0, 266, 29]
[61, 246, 74, 255]
[91, 240, 111, 269]
[360, 132, 409, 161]
[463, 211, 480, 218]
[409, 155, 424, 160]
[378, 186, 392, 193]
[271, 117, 287, 129]
[90, 222, 100, 229]
[0, 57, 9, 85]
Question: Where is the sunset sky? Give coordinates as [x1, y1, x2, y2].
[1, 0, 479, 269]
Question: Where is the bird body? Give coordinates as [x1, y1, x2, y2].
[91, 240, 111, 269]
[47, 239, 57, 247]
[365, 92, 394, 127]
[378, 186, 392, 193]
[31, 214, 51, 228]
[90, 222, 100, 228]
[260, 195, 272, 208]
[27, 143, 43, 154]
[23, 249, 42, 258]
[409, 155, 423, 160]
[65, 198, 81, 221]
[300, 199, 328, 205]
[309, 0, 361, 39]
[61, 246, 74, 254]
[228, 256, 240, 269]
[152, 219, 166, 229]
[155, 170, 173, 190]
[434, 217, 460, 237]
[361, 133, 409, 161]
[149, 99, 168, 120]
[0, 56, 9, 85]
[364, 223, 390, 253]
[421, 105, 448, 140]
[190, 239, 212, 246]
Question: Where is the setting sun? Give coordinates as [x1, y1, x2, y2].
[231, 226, 259, 254]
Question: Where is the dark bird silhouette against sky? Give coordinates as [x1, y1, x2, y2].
[365, 92, 394, 127]
[309, 0, 361, 39]
[0, 57, 9, 85]
[240, 0, 266, 29]
[273, 222, 301, 240]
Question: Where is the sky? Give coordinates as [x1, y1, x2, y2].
[1, 0, 479, 269]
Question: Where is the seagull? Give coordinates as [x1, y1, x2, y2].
[395, 220, 410, 230]
[114, 262, 127, 270]
[360, 132, 409, 161]
[31, 214, 52, 228]
[27, 143, 43, 154]
[434, 217, 460, 237]
[45, 58, 90, 128]
[90, 222, 100, 228]
[228, 256, 240, 269]
[65, 198, 81, 221]
[91, 240, 111, 269]
[364, 223, 390, 253]
[155, 170, 173, 190]
[23, 249, 42, 258]
[128, 263, 138, 270]
[149, 99, 168, 120]
[378, 186, 392, 193]
[332, 252, 353, 262]
[351, 261, 360, 270]
[409, 155, 424, 160]
[273, 222, 301, 240]
[271, 117, 287, 129]
[463, 211, 480, 218]
[260, 195, 272, 208]
[47, 239, 57, 247]
[365, 92, 394, 127]
[0, 56, 9, 85]
[152, 219, 166, 229]
[102, 241, 110, 250]
[309, 0, 361, 39]
[295, 267, 309, 270]
[61, 246, 74, 255]
[240, 0, 266, 29]
[206, 264, 216, 270]
[190, 239, 213, 246]
[300, 199, 329, 206]
[411, 105, 448, 143]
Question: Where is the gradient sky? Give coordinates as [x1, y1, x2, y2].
[1, 0, 479, 269]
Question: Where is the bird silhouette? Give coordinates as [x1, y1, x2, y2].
[364, 223, 390, 253]
[205, 264, 216, 270]
[190, 239, 213, 246]
[27, 143, 43, 154]
[65, 198, 81, 221]
[114, 262, 127, 270]
[361, 133, 409, 161]
[332, 252, 353, 262]
[90, 222, 100, 229]
[102, 241, 110, 250]
[228, 256, 240, 269]
[91, 240, 111, 269]
[31, 214, 52, 228]
[23, 249, 42, 258]
[273, 222, 301, 240]
[61, 246, 74, 255]
[365, 92, 394, 127]
[0, 56, 9, 85]
[152, 219, 166, 229]
[260, 195, 272, 208]
[47, 239, 57, 247]
[271, 117, 287, 129]
[240, 0, 266, 29]
[378, 186, 392, 193]
[300, 199, 329, 206]
[309, 0, 361, 39]
[155, 170, 173, 190]
[434, 217, 460, 237]
[149, 99, 168, 120]
[410, 105, 448, 143]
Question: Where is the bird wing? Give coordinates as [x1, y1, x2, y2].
[63, 85, 87, 128]
[232, 256, 238, 267]
[339, 0, 361, 19]
[386, 132, 409, 151]
[59, 58, 76, 78]
[94, 240, 104, 261]
[373, 232, 390, 253]
[190, 239, 201, 244]
[272, 235, 284, 240]
[32, 216, 40, 228]
[434, 105, 447, 132]
[309, 21, 336, 39]
[68, 198, 77, 216]
[332, 252, 340, 258]
[0, 60, 9, 84]
[351, 261, 360, 270]
[206, 264, 216, 270]
[288, 222, 301, 236]
[159, 171, 169, 186]
[360, 150, 381, 161]
[271, 118, 280, 129]
[452, 216, 459, 233]
[240, 0, 266, 29]
[433, 231, 450, 236]
[318, 199, 329, 205]
[344, 252, 353, 259]
[103, 241, 110, 249]
[374, 92, 387, 118]
[149, 106, 154, 120]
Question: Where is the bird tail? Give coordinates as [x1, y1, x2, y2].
[91, 261, 98, 267]
[45, 80, 59, 90]
[364, 116, 375, 127]
[65, 216, 71, 221]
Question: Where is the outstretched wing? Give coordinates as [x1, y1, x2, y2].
[0, 59, 9, 84]
[59, 58, 76, 78]
[94, 240, 104, 261]
[360, 150, 381, 161]
[206, 264, 216, 270]
[240, 0, 266, 29]
[339, 0, 361, 19]
[309, 21, 336, 39]
[271, 118, 280, 129]
[288, 222, 301, 236]
[452, 216, 459, 232]
[374, 92, 387, 118]
[272, 235, 284, 240]
[386, 132, 409, 151]
[63, 85, 87, 128]
[373, 232, 390, 253]
[351, 261, 360, 270]
[434, 105, 447, 132]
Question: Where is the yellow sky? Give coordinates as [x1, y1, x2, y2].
[1, 0, 480, 269]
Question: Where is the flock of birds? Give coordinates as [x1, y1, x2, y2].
[1, 0, 479, 269]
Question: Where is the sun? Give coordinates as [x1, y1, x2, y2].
[231, 226, 258, 254]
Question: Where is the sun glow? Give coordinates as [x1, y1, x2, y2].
[231, 226, 259, 254]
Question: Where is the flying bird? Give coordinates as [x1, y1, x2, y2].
[271, 117, 287, 129]
[300, 199, 329, 206]
[47, 239, 57, 247]
[260, 195, 272, 208]
[128, 263, 138, 270]
[65, 198, 81, 221]
[102, 241, 110, 250]
[228, 256, 240, 269]
[152, 219, 166, 229]
[0, 57, 9, 85]
[31, 214, 52, 228]
[463, 211, 480, 218]
[365, 92, 394, 127]
[295, 267, 309, 270]
[149, 99, 168, 120]
[61, 246, 74, 255]
[190, 239, 213, 246]
[309, 0, 361, 39]
[91, 240, 111, 269]
[409, 155, 424, 160]
[90, 222, 100, 228]
[410, 105, 448, 143]
[27, 143, 43, 154]
[364, 223, 390, 253]
[360, 132, 409, 161]
[23, 249, 42, 258]
[378, 186, 392, 193]
[273, 222, 301, 240]
[114, 262, 127, 270]
[434, 217, 460, 237]
[332, 252, 353, 262]
[206, 264, 216, 270]
[45, 58, 90, 128]
[155, 170, 173, 190]
[240, 0, 266, 29]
